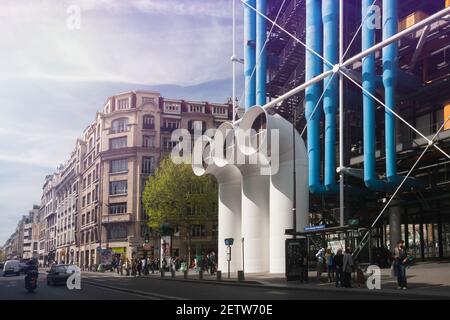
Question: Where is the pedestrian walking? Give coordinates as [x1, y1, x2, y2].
[325, 248, 335, 283]
[315, 247, 325, 282]
[343, 247, 354, 288]
[394, 240, 409, 290]
[333, 248, 344, 287]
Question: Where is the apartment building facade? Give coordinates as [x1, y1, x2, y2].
[17, 90, 232, 267]
[22, 206, 39, 260]
[54, 149, 79, 265]
[42, 175, 57, 265]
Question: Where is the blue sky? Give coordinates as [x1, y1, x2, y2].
[0, 0, 245, 244]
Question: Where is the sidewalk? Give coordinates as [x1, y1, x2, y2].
[82, 261, 450, 299]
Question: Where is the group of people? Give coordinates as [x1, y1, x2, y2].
[315, 247, 356, 288]
[109, 252, 217, 276]
[315, 240, 411, 290]
[112, 256, 160, 276]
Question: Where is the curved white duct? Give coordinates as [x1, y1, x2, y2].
[192, 126, 242, 274]
[218, 119, 270, 274]
[238, 106, 308, 273]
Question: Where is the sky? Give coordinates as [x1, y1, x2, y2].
[0, 0, 245, 245]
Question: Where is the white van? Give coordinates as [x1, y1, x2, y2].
[3, 260, 20, 276]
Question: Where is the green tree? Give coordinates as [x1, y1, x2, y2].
[142, 158, 217, 263]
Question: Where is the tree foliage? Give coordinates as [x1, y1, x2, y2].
[142, 158, 218, 234]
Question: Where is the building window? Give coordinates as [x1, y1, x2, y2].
[162, 119, 180, 130]
[164, 102, 180, 113]
[87, 193, 91, 205]
[81, 214, 85, 226]
[109, 180, 127, 195]
[142, 135, 155, 148]
[189, 104, 205, 113]
[110, 137, 127, 149]
[143, 115, 155, 129]
[82, 196, 86, 207]
[110, 159, 128, 173]
[117, 98, 129, 110]
[87, 211, 90, 224]
[213, 106, 227, 115]
[107, 224, 127, 240]
[142, 157, 155, 175]
[94, 185, 99, 201]
[88, 174, 92, 186]
[109, 203, 127, 215]
[190, 225, 206, 238]
[111, 118, 129, 134]
[188, 120, 206, 132]
[163, 138, 178, 151]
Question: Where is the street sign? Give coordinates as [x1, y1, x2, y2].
[224, 238, 234, 246]
[304, 225, 326, 232]
[143, 243, 152, 251]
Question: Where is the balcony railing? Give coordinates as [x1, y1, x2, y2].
[109, 126, 131, 134]
[143, 123, 155, 130]
[101, 213, 131, 224]
[160, 126, 179, 133]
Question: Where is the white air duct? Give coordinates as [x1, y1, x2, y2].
[214, 121, 270, 274]
[191, 108, 308, 274]
[238, 106, 308, 273]
[192, 126, 242, 273]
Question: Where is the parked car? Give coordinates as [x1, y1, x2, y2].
[47, 264, 71, 286]
[3, 260, 21, 276]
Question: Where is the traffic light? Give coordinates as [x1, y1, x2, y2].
[144, 233, 150, 243]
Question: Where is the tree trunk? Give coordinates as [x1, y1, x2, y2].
[187, 231, 192, 268]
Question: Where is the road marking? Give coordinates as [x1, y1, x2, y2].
[82, 280, 189, 300]
[81, 282, 159, 300]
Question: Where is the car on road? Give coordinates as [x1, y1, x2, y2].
[2, 260, 21, 276]
[47, 264, 71, 286]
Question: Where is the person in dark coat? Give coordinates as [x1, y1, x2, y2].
[333, 249, 344, 287]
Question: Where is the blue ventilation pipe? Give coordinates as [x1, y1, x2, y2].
[322, 0, 338, 192]
[256, 0, 267, 106]
[305, 0, 326, 194]
[244, 0, 257, 111]
[383, 0, 398, 183]
[362, 0, 389, 191]
[362, 0, 422, 190]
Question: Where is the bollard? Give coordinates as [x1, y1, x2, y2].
[171, 269, 176, 278]
[216, 270, 222, 281]
[160, 269, 165, 278]
[184, 270, 188, 279]
[199, 270, 203, 280]
[238, 270, 245, 281]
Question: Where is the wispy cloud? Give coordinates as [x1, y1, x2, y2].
[0, 0, 244, 244]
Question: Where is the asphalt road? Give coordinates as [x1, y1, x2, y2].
[0, 270, 149, 300]
[0, 270, 435, 300]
